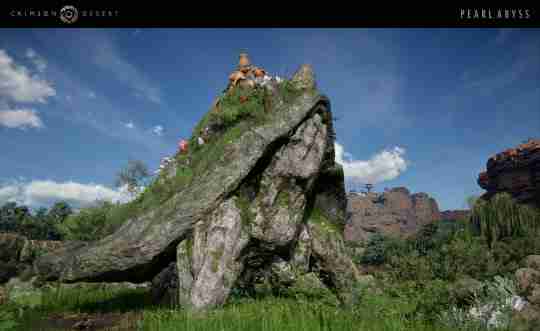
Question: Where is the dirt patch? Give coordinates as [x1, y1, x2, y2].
[34, 311, 142, 331]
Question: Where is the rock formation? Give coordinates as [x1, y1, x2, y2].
[0, 233, 78, 284]
[34, 63, 359, 309]
[478, 139, 540, 209]
[440, 210, 470, 221]
[344, 187, 441, 243]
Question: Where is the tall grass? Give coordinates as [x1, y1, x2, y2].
[4, 284, 509, 331]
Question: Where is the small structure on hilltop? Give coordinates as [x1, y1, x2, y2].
[227, 52, 275, 92]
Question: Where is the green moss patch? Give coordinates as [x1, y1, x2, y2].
[235, 195, 255, 230]
[308, 207, 344, 235]
[210, 247, 225, 273]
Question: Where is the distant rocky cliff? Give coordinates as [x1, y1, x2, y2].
[344, 187, 441, 243]
[478, 139, 540, 209]
[440, 210, 470, 221]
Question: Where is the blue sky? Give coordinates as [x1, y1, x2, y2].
[0, 28, 539, 211]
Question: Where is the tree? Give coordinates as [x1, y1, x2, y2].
[47, 201, 73, 224]
[115, 159, 150, 196]
[466, 195, 479, 209]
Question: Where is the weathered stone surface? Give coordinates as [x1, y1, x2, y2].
[478, 139, 540, 209]
[0, 233, 26, 263]
[525, 255, 540, 272]
[37, 65, 357, 310]
[290, 64, 317, 90]
[528, 284, 540, 305]
[516, 268, 540, 296]
[0, 233, 77, 284]
[344, 187, 441, 243]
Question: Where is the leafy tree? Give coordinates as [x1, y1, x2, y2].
[466, 195, 479, 209]
[56, 201, 113, 241]
[47, 201, 73, 224]
[0, 202, 30, 233]
[115, 159, 150, 196]
[471, 193, 540, 248]
[361, 234, 387, 265]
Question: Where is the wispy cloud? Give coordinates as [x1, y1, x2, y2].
[25, 48, 47, 72]
[0, 49, 55, 103]
[124, 121, 135, 129]
[0, 179, 134, 209]
[92, 34, 162, 104]
[152, 125, 164, 136]
[87, 91, 96, 99]
[0, 109, 43, 129]
[463, 37, 540, 96]
[335, 142, 408, 184]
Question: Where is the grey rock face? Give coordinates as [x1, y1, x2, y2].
[35, 65, 358, 309]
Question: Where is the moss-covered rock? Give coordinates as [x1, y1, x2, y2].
[36, 64, 358, 310]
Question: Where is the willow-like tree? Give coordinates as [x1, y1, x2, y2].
[470, 193, 540, 248]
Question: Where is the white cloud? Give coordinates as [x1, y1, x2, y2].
[152, 125, 164, 136]
[125, 121, 135, 129]
[87, 91, 96, 99]
[335, 142, 408, 184]
[0, 49, 55, 103]
[25, 48, 47, 72]
[0, 180, 135, 209]
[0, 109, 43, 129]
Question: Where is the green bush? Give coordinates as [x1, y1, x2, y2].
[56, 201, 113, 241]
[360, 234, 387, 265]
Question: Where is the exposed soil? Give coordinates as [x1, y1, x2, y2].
[30, 311, 143, 331]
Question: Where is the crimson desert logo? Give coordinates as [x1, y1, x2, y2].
[60, 6, 78, 24]
[459, 8, 532, 20]
[9, 5, 119, 24]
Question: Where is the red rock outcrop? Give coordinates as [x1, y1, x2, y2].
[344, 187, 441, 243]
[478, 139, 540, 209]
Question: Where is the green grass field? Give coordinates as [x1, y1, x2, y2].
[1, 284, 502, 331]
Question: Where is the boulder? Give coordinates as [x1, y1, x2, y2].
[516, 268, 540, 296]
[478, 139, 540, 209]
[0, 233, 75, 284]
[525, 255, 540, 271]
[528, 284, 540, 305]
[35, 64, 359, 310]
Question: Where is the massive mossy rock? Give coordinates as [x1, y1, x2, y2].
[35, 64, 359, 309]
